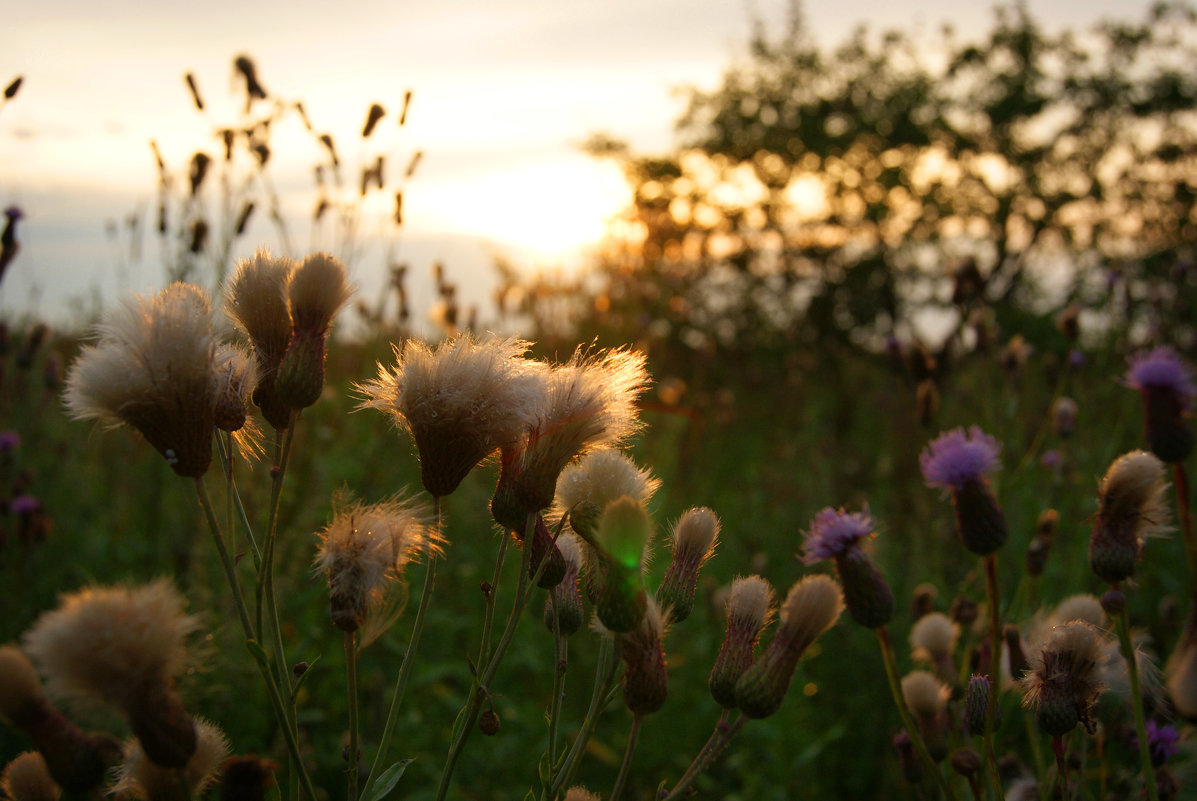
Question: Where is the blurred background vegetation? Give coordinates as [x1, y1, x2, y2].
[4, 2, 1197, 799]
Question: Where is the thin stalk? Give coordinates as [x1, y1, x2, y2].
[609, 714, 643, 801]
[261, 424, 296, 691]
[1114, 607, 1159, 801]
[660, 712, 747, 801]
[876, 627, 960, 801]
[214, 433, 261, 568]
[550, 634, 621, 798]
[345, 630, 360, 801]
[1051, 735, 1069, 801]
[983, 553, 1005, 801]
[360, 497, 442, 801]
[435, 515, 538, 801]
[477, 534, 511, 668]
[195, 478, 317, 801]
[1172, 463, 1197, 584]
[1023, 708, 1048, 786]
[548, 592, 567, 767]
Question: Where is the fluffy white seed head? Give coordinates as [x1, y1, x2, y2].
[112, 718, 229, 800]
[778, 574, 844, 651]
[901, 670, 950, 718]
[910, 612, 960, 662]
[1, 752, 59, 801]
[22, 581, 199, 710]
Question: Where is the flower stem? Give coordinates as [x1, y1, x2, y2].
[876, 627, 960, 801]
[345, 630, 360, 801]
[550, 634, 622, 798]
[659, 712, 746, 801]
[609, 714, 643, 801]
[1172, 463, 1197, 586]
[195, 478, 317, 801]
[548, 592, 567, 768]
[983, 553, 1004, 801]
[1114, 606, 1159, 801]
[360, 496, 442, 801]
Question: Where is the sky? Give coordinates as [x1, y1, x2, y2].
[0, 0, 1161, 330]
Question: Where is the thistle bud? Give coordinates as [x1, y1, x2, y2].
[964, 674, 990, 737]
[902, 671, 950, 761]
[801, 507, 894, 628]
[910, 582, 938, 622]
[218, 755, 278, 801]
[920, 427, 1007, 555]
[1052, 397, 1078, 439]
[274, 253, 351, 409]
[1, 752, 60, 801]
[620, 599, 668, 716]
[709, 576, 775, 709]
[656, 507, 720, 623]
[892, 732, 923, 784]
[1089, 451, 1169, 584]
[593, 498, 651, 633]
[1021, 621, 1106, 737]
[950, 747, 982, 779]
[1026, 509, 1057, 577]
[734, 575, 843, 719]
[544, 534, 585, 636]
[1125, 347, 1196, 463]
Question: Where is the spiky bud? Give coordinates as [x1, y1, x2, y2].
[892, 732, 923, 784]
[593, 498, 651, 633]
[274, 253, 351, 409]
[709, 576, 775, 709]
[620, 599, 669, 715]
[1021, 621, 1106, 737]
[734, 575, 843, 719]
[1, 752, 60, 801]
[1089, 451, 1169, 584]
[656, 507, 720, 623]
[544, 534, 585, 636]
[802, 507, 894, 628]
[964, 674, 990, 737]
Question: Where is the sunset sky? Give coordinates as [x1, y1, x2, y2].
[0, 0, 1158, 327]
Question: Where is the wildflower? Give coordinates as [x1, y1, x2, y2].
[274, 252, 352, 409]
[892, 731, 923, 784]
[1, 752, 59, 801]
[1052, 397, 1078, 439]
[491, 347, 648, 530]
[620, 597, 669, 715]
[1021, 621, 1106, 736]
[563, 788, 601, 801]
[949, 747, 982, 787]
[314, 497, 438, 641]
[920, 426, 1007, 555]
[656, 507, 720, 623]
[902, 670, 951, 761]
[64, 283, 222, 477]
[734, 574, 843, 719]
[544, 533, 585, 636]
[23, 581, 200, 768]
[1026, 509, 1057, 577]
[910, 612, 959, 688]
[0, 430, 18, 453]
[709, 575, 775, 709]
[593, 497, 653, 633]
[1125, 346, 1196, 463]
[1137, 720, 1181, 766]
[963, 674, 991, 736]
[358, 335, 541, 498]
[210, 344, 257, 434]
[226, 249, 295, 430]
[0, 646, 116, 792]
[910, 582, 938, 621]
[1089, 450, 1169, 584]
[802, 507, 894, 628]
[218, 755, 278, 801]
[553, 450, 659, 603]
[112, 718, 229, 800]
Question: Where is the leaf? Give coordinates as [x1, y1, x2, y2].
[367, 759, 413, 801]
[245, 639, 269, 668]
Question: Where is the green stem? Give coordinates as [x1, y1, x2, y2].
[659, 712, 746, 801]
[214, 433, 261, 569]
[478, 534, 510, 668]
[1114, 607, 1159, 801]
[551, 634, 621, 798]
[346, 630, 360, 801]
[983, 554, 1004, 801]
[435, 515, 538, 801]
[609, 714, 643, 801]
[194, 478, 317, 801]
[876, 627, 959, 801]
[1172, 463, 1197, 585]
[548, 592, 567, 769]
[360, 497, 442, 801]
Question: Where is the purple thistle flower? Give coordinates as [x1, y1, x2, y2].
[9, 494, 40, 515]
[802, 507, 875, 564]
[0, 430, 18, 453]
[1126, 347, 1197, 410]
[1138, 720, 1181, 766]
[1068, 349, 1085, 368]
[1040, 449, 1062, 470]
[919, 427, 1001, 490]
